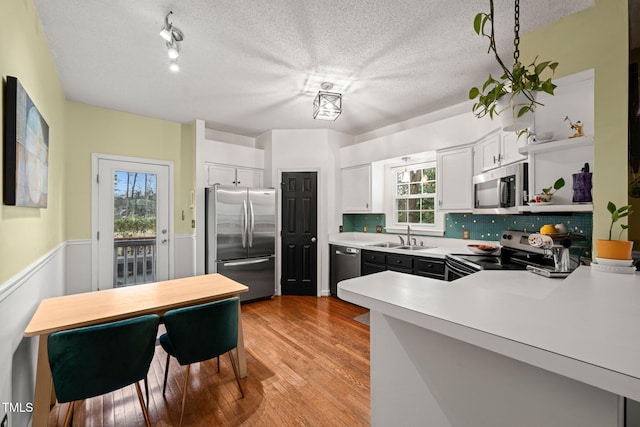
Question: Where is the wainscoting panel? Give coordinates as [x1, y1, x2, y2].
[174, 233, 196, 279]
[0, 243, 66, 427]
[0, 234, 196, 425]
[65, 234, 196, 295]
[66, 239, 92, 295]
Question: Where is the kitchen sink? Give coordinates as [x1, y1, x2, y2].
[397, 245, 436, 251]
[368, 242, 403, 248]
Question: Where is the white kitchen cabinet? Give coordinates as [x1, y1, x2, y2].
[436, 145, 473, 212]
[475, 131, 502, 173]
[475, 131, 527, 173]
[342, 164, 383, 212]
[500, 132, 528, 165]
[235, 167, 263, 187]
[207, 164, 263, 187]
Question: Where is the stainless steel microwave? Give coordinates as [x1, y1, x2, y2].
[473, 162, 528, 214]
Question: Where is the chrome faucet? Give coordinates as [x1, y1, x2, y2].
[406, 225, 411, 246]
[398, 235, 405, 245]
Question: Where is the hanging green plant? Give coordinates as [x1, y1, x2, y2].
[468, 0, 559, 135]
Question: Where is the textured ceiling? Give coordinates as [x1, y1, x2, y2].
[33, 0, 594, 137]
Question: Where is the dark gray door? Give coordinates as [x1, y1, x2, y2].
[281, 172, 318, 295]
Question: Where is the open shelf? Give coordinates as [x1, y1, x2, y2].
[519, 203, 593, 213]
[518, 136, 594, 155]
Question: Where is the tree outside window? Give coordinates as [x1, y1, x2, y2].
[394, 163, 436, 225]
[113, 171, 157, 239]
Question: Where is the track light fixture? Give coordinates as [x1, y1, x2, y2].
[160, 11, 184, 72]
[167, 41, 179, 60]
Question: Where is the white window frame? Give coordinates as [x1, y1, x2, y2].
[385, 160, 444, 236]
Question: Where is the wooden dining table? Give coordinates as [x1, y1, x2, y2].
[24, 273, 249, 427]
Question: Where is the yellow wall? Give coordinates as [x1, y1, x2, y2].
[521, 0, 628, 247]
[0, 0, 67, 284]
[64, 102, 196, 239]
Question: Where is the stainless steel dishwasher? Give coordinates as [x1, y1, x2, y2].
[330, 244, 361, 297]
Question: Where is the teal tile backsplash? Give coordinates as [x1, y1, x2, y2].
[342, 212, 593, 242]
[445, 213, 593, 241]
[342, 214, 386, 233]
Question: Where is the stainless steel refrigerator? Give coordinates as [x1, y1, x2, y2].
[206, 185, 276, 302]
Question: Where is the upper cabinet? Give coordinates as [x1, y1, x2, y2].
[474, 130, 527, 174]
[342, 164, 384, 213]
[436, 145, 473, 212]
[236, 167, 263, 187]
[501, 132, 528, 165]
[207, 164, 263, 187]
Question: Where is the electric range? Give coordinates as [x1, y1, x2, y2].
[444, 230, 562, 281]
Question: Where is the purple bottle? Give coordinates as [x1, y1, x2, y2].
[572, 172, 592, 203]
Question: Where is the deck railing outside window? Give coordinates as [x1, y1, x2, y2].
[114, 238, 156, 287]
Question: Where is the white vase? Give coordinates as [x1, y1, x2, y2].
[497, 92, 535, 132]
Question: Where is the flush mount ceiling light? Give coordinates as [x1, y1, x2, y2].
[160, 11, 184, 72]
[313, 82, 342, 121]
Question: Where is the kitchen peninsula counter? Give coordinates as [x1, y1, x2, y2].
[339, 267, 640, 426]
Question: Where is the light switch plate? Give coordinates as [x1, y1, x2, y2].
[462, 230, 470, 239]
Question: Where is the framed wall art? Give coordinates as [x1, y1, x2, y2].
[3, 76, 49, 208]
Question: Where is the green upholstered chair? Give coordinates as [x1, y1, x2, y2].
[48, 314, 160, 427]
[159, 297, 244, 426]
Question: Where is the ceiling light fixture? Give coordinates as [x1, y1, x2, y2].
[167, 41, 179, 60]
[160, 11, 184, 72]
[313, 82, 342, 121]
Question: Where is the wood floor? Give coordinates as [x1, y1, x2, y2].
[47, 296, 370, 426]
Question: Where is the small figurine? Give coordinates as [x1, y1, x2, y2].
[564, 116, 584, 138]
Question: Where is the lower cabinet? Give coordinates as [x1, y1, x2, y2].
[361, 250, 445, 280]
[414, 257, 445, 280]
[386, 254, 413, 274]
[362, 251, 387, 275]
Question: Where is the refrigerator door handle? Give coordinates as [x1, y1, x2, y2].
[223, 258, 271, 267]
[241, 200, 248, 248]
[248, 200, 255, 247]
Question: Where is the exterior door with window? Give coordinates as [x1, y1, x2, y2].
[281, 171, 318, 295]
[96, 158, 171, 290]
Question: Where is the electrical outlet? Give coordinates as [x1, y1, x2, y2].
[1, 412, 8, 427]
[462, 230, 470, 239]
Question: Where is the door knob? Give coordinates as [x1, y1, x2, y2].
[311, 237, 317, 243]
[161, 239, 168, 244]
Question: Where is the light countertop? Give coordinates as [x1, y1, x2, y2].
[338, 267, 640, 401]
[329, 232, 496, 258]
